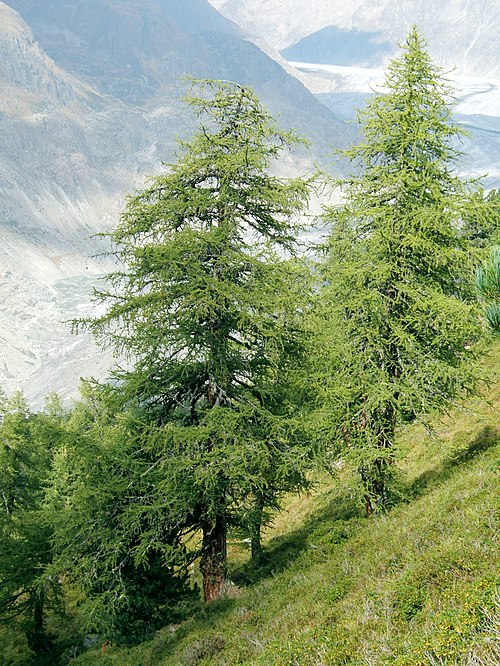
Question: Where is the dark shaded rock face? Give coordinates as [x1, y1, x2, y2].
[0, 0, 352, 403]
[281, 27, 392, 68]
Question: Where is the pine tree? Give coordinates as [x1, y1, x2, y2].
[75, 80, 310, 601]
[317, 27, 482, 513]
[476, 245, 500, 333]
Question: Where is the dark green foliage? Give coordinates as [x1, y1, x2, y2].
[315, 27, 482, 512]
[48, 384, 197, 643]
[0, 393, 64, 655]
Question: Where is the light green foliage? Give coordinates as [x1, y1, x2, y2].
[71, 79, 312, 602]
[476, 245, 500, 333]
[315, 27, 482, 511]
[0, 392, 65, 656]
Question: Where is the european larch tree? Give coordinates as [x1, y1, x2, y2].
[0, 393, 64, 655]
[75, 80, 311, 601]
[47, 383, 197, 642]
[316, 27, 482, 512]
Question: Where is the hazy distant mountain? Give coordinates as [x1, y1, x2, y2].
[281, 26, 392, 68]
[6, 0, 350, 143]
[0, 0, 354, 403]
[213, 0, 500, 77]
[212, 0, 500, 191]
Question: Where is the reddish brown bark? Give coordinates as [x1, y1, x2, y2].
[200, 513, 228, 602]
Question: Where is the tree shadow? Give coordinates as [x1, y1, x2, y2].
[144, 487, 363, 663]
[146, 424, 499, 665]
[232, 425, 498, 588]
[407, 425, 498, 500]
[231, 488, 362, 587]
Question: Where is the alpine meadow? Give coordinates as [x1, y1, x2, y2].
[0, 24, 498, 666]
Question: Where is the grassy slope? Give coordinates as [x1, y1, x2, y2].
[6, 344, 498, 666]
[71, 342, 499, 666]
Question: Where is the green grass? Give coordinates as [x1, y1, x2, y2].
[3, 344, 498, 665]
[68, 343, 499, 666]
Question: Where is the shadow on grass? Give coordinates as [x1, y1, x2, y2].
[232, 425, 499, 588]
[408, 425, 498, 500]
[231, 488, 362, 587]
[148, 425, 498, 664]
[145, 490, 362, 662]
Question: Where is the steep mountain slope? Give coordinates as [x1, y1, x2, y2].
[28, 344, 497, 665]
[213, 0, 500, 77]
[0, 4, 119, 398]
[0, 0, 352, 403]
[7, 0, 349, 146]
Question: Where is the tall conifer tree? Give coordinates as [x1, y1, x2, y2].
[317, 27, 482, 512]
[76, 80, 310, 601]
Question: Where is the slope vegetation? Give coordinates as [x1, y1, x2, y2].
[66, 342, 499, 665]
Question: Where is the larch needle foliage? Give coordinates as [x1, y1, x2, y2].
[0, 393, 65, 656]
[73, 80, 311, 605]
[316, 27, 483, 512]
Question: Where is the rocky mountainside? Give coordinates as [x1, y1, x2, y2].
[7, 0, 350, 148]
[0, 0, 353, 404]
[213, 0, 500, 77]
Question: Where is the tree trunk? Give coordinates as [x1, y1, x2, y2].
[364, 492, 375, 516]
[251, 526, 262, 562]
[250, 494, 265, 562]
[358, 409, 396, 516]
[360, 448, 391, 516]
[200, 513, 227, 602]
[201, 376, 229, 602]
[27, 587, 51, 654]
